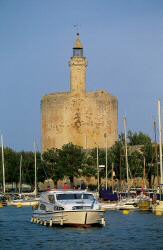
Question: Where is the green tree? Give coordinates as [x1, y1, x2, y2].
[42, 148, 63, 183]
[18, 151, 42, 189]
[128, 151, 143, 178]
[127, 131, 154, 187]
[58, 143, 85, 185]
[128, 131, 151, 145]
[0, 147, 19, 184]
[109, 140, 125, 179]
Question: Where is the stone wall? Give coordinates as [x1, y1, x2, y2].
[42, 90, 118, 151]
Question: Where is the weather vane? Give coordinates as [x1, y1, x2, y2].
[74, 24, 81, 35]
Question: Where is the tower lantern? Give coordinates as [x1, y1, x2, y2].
[73, 33, 83, 57]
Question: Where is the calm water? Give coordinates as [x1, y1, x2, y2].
[0, 207, 163, 250]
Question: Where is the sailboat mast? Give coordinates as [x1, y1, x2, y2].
[34, 140, 37, 198]
[154, 120, 159, 186]
[19, 155, 22, 195]
[1, 135, 5, 194]
[112, 162, 114, 192]
[96, 146, 99, 193]
[123, 116, 129, 187]
[143, 156, 146, 189]
[158, 100, 163, 185]
[105, 134, 108, 190]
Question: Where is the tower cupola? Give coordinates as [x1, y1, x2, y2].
[73, 33, 83, 57]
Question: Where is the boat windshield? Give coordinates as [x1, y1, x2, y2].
[56, 193, 94, 201]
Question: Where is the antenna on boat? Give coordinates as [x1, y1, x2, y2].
[1, 134, 5, 194]
[34, 139, 37, 198]
[19, 154, 22, 195]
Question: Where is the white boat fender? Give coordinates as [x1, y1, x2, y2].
[101, 217, 106, 226]
[60, 219, 63, 226]
[49, 219, 53, 227]
[44, 221, 47, 226]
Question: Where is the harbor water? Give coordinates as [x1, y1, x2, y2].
[0, 207, 163, 250]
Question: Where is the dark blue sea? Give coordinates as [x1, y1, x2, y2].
[0, 207, 163, 250]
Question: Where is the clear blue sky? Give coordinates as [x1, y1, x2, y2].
[0, 0, 163, 151]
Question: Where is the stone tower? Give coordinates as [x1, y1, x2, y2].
[69, 33, 87, 94]
[41, 34, 118, 151]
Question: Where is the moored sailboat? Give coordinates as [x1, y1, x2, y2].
[7, 141, 39, 207]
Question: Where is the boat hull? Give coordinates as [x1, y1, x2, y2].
[138, 200, 151, 211]
[101, 202, 118, 211]
[8, 200, 38, 207]
[152, 200, 163, 215]
[116, 205, 138, 210]
[32, 210, 105, 227]
[0, 202, 7, 207]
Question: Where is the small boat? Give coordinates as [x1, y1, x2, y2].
[99, 189, 118, 210]
[138, 199, 151, 211]
[101, 202, 118, 211]
[7, 194, 39, 207]
[138, 195, 151, 211]
[152, 193, 163, 215]
[152, 200, 163, 215]
[31, 190, 106, 227]
[7, 141, 39, 208]
[116, 197, 139, 210]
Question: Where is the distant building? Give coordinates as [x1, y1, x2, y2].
[41, 34, 118, 151]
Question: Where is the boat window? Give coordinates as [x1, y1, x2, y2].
[48, 195, 55, 204]
[40, 204, 46, 210]
[56, 193, 94, 200]
[56, 194, 77, 200]
[56, 193, 83, 200]
[83, 194, 94, 200]
[75, 193, 82, 199]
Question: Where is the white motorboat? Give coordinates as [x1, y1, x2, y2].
[31, 190, 106, 227]
[116, 197, 139, 210]
[101, 202, 118, 211]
